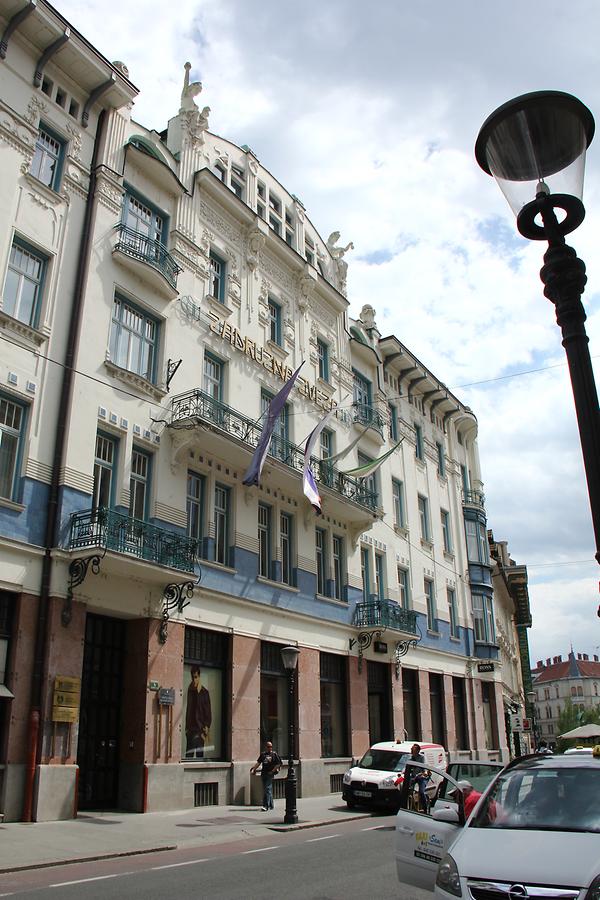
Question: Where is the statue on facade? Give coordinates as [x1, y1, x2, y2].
[180, 62, 203, 111]
[179, 63, 210, 147]
[326, 231, 354, 294]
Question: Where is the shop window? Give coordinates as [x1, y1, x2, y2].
[320, 652, 348, 758]
[260, 641, 296, 759]
[183, 627, 229, 760]
[452, 676, 469, 749]
[402, 667, 420, 741]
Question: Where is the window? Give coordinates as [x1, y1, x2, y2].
[93, 433, 117, 510]
[2, 239, 46, 327]
[187, 471, 204, 547]
[285, 208, 294, 247]
[461, 464, 470, 495]
[257, 181, 266, 220]
[260, 641, 296, 758]
[268, 297, 282, 346]
[415, 423, 424, 461]
[258, 503, 272, 578]
[332, 535, 344, 600]
[472, 593, 495, 643]
[109, 295, 158, 381]
[441, 509, 452, 553]
[358, 452, 377, 502]
[465, 518, 489, 564]
[397, 567, 410, 609]
[203, 352, 223, 401]
[375, 552, 385, 601]
[209, 251, 226, 302]
[452, 677, 469, 749]
[425, 578, 436, 631]
[317, 338, 329, 382]
[316, 527, 327, 595]
[448, 587, 459, 637]
[212, 162, 226, 181]
[320, 653, 348, 758]
[389, 404, 398, 441]
[436, 441, 445, 477]
[353, 370, 372, 413]
[392, 478, 405, 528]
[305, 236, 315, 266]
[230, 171, 244, 200]
[123, 192, 164, 243]
[183, 626, 229, 760]
[0, 395, 26, 501]
[214, 483, 229, 565]
[268, 193, 282, 235]
[361, 546, 371, 602]
[418, 495, 430, 542]
[129, 448, 151, 520]
[280, 512, 293, 586]
[30, 124, 64, 190]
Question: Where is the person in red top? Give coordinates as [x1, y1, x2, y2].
[455, 780, 482, 817]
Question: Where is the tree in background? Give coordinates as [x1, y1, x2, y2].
[556, 699, 600, 752]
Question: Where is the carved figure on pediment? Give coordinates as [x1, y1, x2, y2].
[25, 95, 47, 126]
[359, 304, 376, 330]
[65, 123, 82, 161]
[297, 273, 313, 312]
[247, 227, 265, 272]
[326, 230, 354, 294]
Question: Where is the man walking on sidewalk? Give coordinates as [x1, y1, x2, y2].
[251, 740, 282, 811]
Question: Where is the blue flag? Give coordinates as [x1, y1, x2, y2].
[242, 362, 304, 486]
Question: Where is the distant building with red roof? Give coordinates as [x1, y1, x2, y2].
[531, 650, 600, 743]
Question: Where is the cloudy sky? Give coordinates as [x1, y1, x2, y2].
[56, 0, 599, 663]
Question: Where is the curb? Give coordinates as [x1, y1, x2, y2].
[269, 813, 371, 832]
[0, 844, 177, 875]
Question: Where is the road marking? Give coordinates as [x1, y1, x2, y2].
[152, 859, 213, 870]
[362, 825, 387, 831]
[305, 834, 341, 842]
[51, 874, 124, 887]
[242, 846, 279, 854]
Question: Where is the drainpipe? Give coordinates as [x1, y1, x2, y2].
[22, 109, 108, 822]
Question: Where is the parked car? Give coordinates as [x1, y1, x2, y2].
[564, 746, 595, 756]
[342, 740, 447, 811]
[395, 753, 600, 898]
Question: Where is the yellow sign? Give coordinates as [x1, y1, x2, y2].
[51, 676, 81, 723]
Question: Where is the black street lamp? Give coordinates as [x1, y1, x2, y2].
[526, 690, 538, 751]
[476, 92, 600, 566]
[280, 644, 299, 825]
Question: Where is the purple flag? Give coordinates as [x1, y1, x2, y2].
[242, 362, 304, 486]
[303, 410, 334, 514]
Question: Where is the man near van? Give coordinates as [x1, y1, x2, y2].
[408, 743, 429, 812]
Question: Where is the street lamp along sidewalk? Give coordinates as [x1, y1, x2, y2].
[475, 91, 600, 567]
[281, 645, 300, 825]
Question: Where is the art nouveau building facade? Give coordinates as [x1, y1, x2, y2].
[0, 0, 511, 822]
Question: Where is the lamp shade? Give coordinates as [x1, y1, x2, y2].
[280, 645, 300, 671]
[475, 91, 594, 216]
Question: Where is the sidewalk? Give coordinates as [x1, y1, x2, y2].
[0, 796, 372, 873]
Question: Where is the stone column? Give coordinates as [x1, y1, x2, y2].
[492, 679, 510, 761]
[231, 634, 260, 804]
[348, 656, 369, 756]
[443, 674, 456, 751]
[391, 665, 405, 740]
[417, 669, 432, 740]
[297, 647, 321, 795]
[470, 677, 487, 756]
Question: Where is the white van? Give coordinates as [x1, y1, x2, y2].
[342, 740, 447, 811]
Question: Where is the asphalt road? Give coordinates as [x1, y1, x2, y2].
[1, 814, 431, 900]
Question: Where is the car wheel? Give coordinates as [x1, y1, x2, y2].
[346, 799, 356, 809]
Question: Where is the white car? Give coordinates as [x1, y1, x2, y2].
[342, 740, 447, 811]
[395, 753, 600, 899]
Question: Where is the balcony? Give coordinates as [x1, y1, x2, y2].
[462, 488, 485, 509]
[113, 224, 180, 299]
[169, 389, 378, 512]
[69, 508, 197, 573]
[352, 402, 384, 437]
[353, 598, 419, 635]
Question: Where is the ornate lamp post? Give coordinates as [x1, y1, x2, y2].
[476, 91, 600, 565]
[280, 644, 299, 825]
[526, 690, 538, 751]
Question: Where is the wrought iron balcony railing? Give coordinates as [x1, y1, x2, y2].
[114, 224, 180, 290]
[170, 389, 378, 511]
[352, 402, 384, 436]
[462, 489, 486, 509]
[69, 507, 197, 573]
[353, 598, 419, 634]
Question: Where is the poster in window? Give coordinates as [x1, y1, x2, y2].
[182, 664, 222, 760]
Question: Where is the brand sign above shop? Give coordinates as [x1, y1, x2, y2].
[477, 662, 495, 673]
[207, 310, 336, 412]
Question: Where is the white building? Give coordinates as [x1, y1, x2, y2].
[532, 651, 600, 744]
[0, 0, 516, 822]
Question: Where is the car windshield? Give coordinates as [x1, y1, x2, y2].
[470, 765, 600, 833]
[357, 750, 409, 772]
